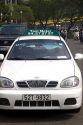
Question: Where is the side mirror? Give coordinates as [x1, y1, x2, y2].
[0, 54, 4, 60]
[74, 53, 83, 60]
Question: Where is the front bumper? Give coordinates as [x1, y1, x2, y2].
[0, 89, 82, 110]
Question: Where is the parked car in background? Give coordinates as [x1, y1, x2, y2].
[0, 23, 27, 55]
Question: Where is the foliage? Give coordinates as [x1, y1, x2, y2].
[26, 0, 51, 27]
[50, 0, 65, 26]
[12, 4, 34, 25]
[0, 0, 83, 29]
[0, 4, 10, 22]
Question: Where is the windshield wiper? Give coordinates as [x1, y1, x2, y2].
[8, 57, 66, 60]
[30, 57, 55, 60]
[8, 57, 25, 60]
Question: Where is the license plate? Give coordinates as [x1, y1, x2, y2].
[22, 94, 51, 101]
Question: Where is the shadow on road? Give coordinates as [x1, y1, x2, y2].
[0, 110, 76, 123]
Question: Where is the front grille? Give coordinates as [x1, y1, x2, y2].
[16, 80, 58, 88]
[46, 81, 58, 87]
[15, 100, 60, 107]
[27, 80, 47, 88]
[17, 82, 28, 88]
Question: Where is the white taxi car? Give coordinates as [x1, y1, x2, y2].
[0, 29, 83, 112]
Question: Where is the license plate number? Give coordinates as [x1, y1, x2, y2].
[22, 94, 51, 101]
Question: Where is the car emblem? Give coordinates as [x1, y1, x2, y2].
[34, 77, 40, 79]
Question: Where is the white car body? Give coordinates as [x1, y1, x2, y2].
[0, 34, 83, 111]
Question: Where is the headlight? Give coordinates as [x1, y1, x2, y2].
[0, 77, 14, 88]
[60, 76, 79, 88]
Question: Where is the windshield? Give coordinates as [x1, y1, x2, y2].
[7, 39, 71, 60]
[0, 25, 26, 35]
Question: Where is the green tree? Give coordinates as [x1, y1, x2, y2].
[78, 0, 83, 15]
[12, 4, 34, 26]
[1, 0, 83, 29]
[63, 0, 79, 31]
[50, 0, 65, 27]
[0, 4, 10, 23]
[26, 0, 51, 27]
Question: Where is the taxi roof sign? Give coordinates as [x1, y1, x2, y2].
[23, 29, 60, 36]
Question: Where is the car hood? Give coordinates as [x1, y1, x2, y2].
[0, 60, 75, 82]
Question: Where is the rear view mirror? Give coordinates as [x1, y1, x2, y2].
[0, 54, 4, 60]
[74, 53, 83, 60]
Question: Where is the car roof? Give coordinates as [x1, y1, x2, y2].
[17, 35, 62, 41]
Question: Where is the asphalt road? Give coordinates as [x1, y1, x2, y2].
[0, 39, 83, 125]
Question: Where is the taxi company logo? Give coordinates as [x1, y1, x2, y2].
[27, 29, 54, 35]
